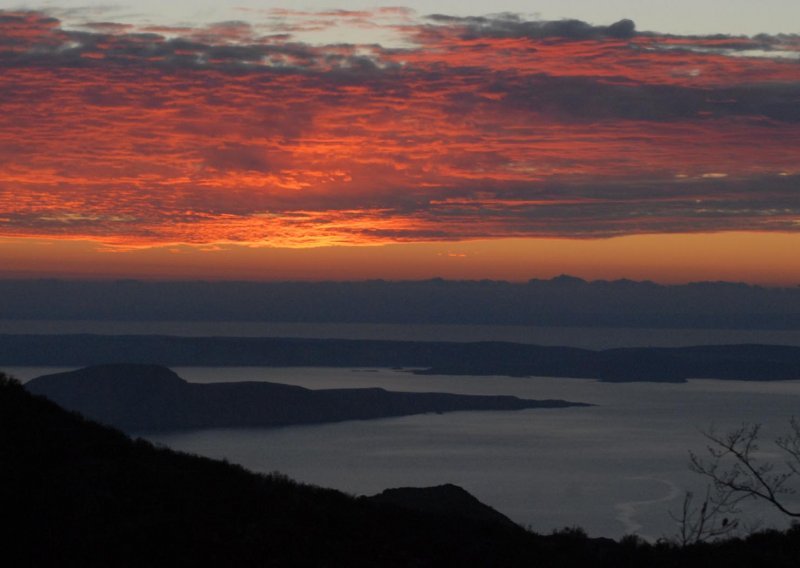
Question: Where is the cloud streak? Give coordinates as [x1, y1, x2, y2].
[0, 9, 798, 247]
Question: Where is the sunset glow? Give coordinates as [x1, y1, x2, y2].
[0, 8, 798, 283]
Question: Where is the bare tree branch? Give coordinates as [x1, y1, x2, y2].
[669, 485, 740, 545]
[689, 421, 800, 519]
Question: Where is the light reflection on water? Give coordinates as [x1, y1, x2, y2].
[129, 367, 800, 540]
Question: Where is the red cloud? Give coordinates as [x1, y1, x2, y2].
[0, 10, 798, 248]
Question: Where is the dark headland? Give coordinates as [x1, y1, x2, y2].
[25, 364, 587, 432]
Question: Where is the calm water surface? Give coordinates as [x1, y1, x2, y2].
[8, 322, 800, 540]
[129, 368, 800, 540]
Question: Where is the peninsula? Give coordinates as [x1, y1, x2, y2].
[25, 364, 588, 432]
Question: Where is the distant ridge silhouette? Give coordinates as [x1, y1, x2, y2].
[8, 337, 800, 382]
[0, 277, 798, 327]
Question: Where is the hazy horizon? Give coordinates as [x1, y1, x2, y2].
[1, 277, 799, 329]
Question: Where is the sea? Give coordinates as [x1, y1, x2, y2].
[6, 321, 800, 540]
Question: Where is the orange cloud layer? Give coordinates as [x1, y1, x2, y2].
[0, 10, 798, 255]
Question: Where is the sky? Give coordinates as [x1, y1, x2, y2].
[0, 2, 798, 283]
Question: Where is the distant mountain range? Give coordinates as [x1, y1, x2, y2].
[6, 336, 800, 382]
[0, 276, 798, 328]
[25, 365, 587, 432]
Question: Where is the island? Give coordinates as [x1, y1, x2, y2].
[25, 364, 589, 432]
[5, 334, 800, 382]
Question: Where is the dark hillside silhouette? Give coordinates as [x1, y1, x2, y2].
[368, 484, 518, 527]
[0, 372, 540, 566]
